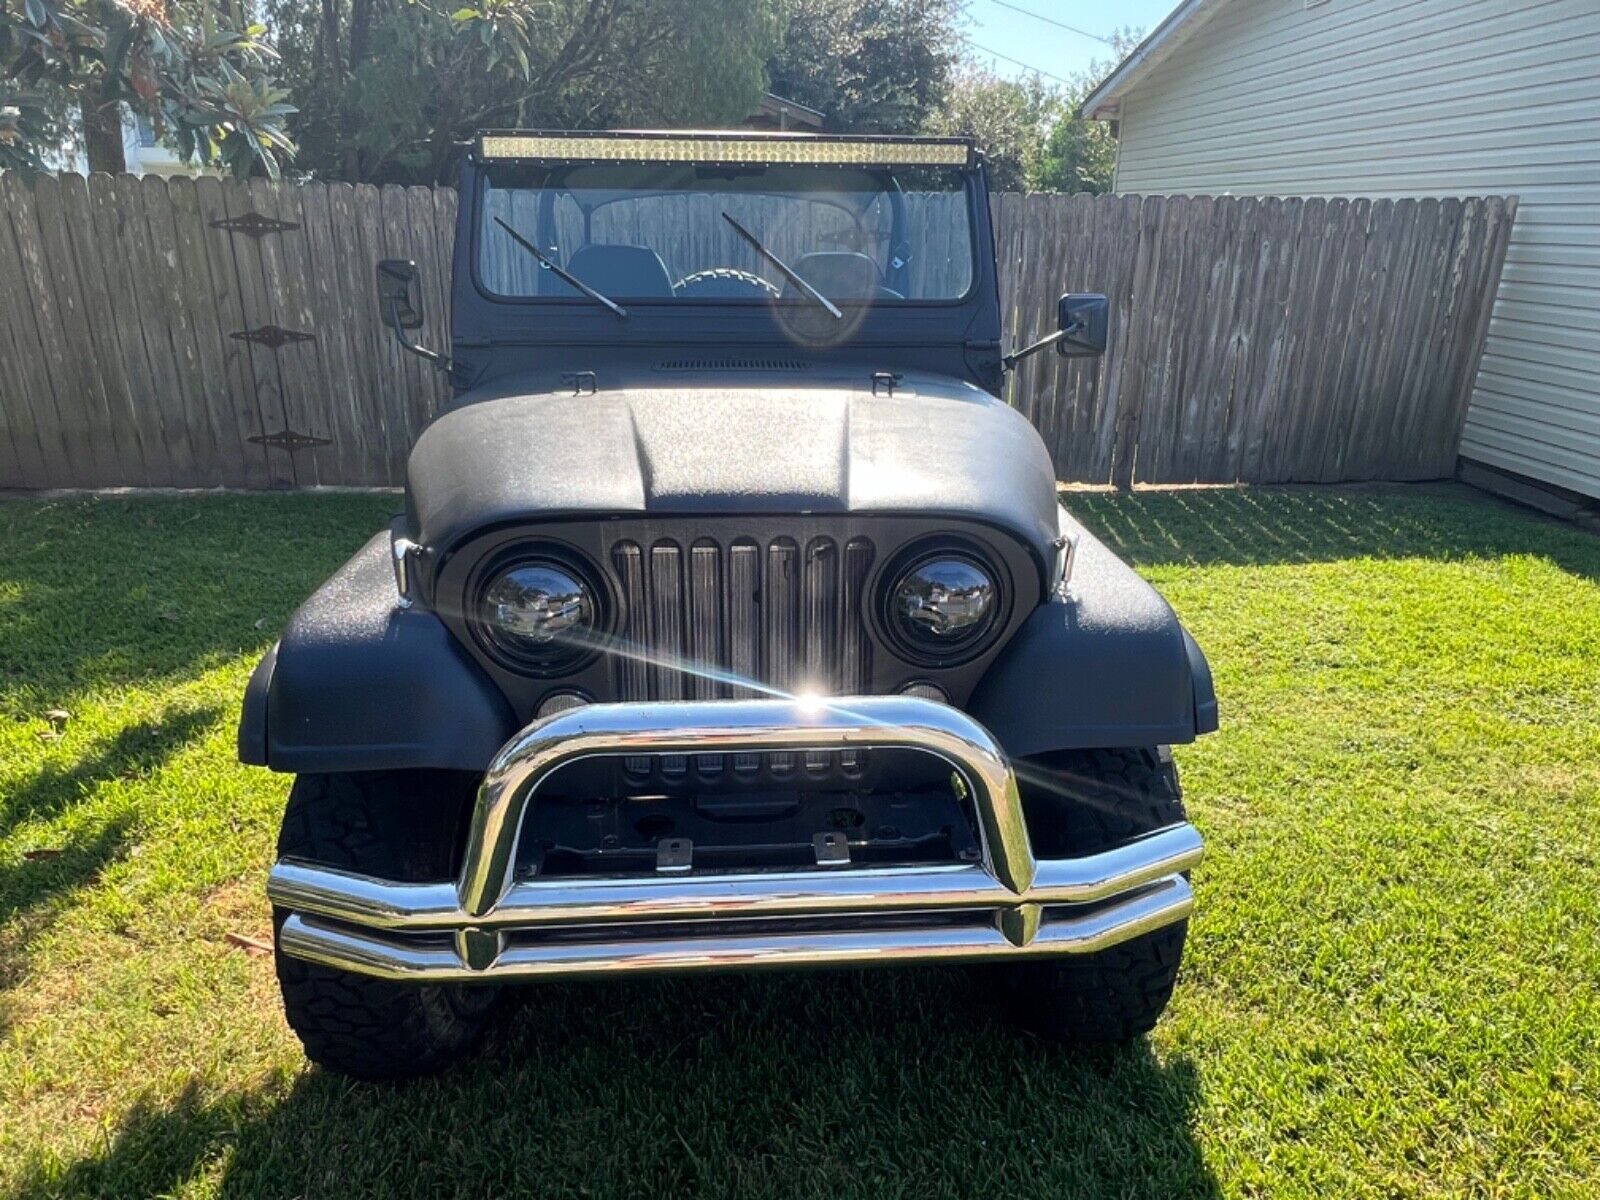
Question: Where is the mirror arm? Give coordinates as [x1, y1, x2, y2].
[386, 299, 451, 372]
[1002, 323, 1077, 371]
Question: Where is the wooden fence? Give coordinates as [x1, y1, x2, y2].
[0, 174, 1514, 489]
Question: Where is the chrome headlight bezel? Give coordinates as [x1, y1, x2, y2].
[467, 544, 608, 675]
[877, 539, 1008, 667]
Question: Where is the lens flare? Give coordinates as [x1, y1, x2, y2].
[448, 591, 958, 733]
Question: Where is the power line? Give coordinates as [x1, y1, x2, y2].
[983, 0, 1115, 46]
[962, 38, 1078, 86]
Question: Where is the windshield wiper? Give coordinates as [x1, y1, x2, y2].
[492, 216, 627, 320]
[721, 213, 842, 321]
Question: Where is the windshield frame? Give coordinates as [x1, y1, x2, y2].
[466, 160, 983, 311]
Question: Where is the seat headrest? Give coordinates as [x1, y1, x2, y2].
[566, 244, 675, 298]
[782, 252, 887, 302]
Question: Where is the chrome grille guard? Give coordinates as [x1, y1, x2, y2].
[270, 697, 1204, 982]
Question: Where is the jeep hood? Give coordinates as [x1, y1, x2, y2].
[405, 374, 1060, 561]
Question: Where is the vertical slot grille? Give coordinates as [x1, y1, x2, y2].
[802, 538, 838, 690]
[611, 542, 649, 700]
[841, 538, 873, 693]
[765, 538, 799, 691]
[647, 542, 685, 700]
[727, 539, 760, 698]
[610, 533, 874, 700]
[687, 540, 723, 700]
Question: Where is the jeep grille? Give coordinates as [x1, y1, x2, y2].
[609, 535, 875, 699]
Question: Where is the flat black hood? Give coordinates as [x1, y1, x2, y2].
[405, 372, 1061, 562]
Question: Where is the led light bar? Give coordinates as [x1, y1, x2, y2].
[476, 131, 973, 168]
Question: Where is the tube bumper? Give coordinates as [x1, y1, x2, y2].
[268, 697, 1203, 983]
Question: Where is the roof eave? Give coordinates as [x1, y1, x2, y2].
[1080, 0, 1228, 122]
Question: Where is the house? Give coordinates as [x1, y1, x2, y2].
[120, 111, 201, 177]
[58, 108, 204, 177]
[1083, 0, 1600, 507]
[747, 93, 826, 131]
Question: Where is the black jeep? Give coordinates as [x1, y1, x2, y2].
[240, 131, 1217, 1080]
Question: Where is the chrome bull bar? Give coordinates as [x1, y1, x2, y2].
[269, 697, 1204, 982]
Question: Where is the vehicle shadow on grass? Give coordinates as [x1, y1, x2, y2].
[8, 969, 1221, 1200]
[0, 707, 219, 844]
[0, 706, 218, 1030]
[1069, 482, 1600, 577]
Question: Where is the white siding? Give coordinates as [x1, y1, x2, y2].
[1109, 0, 1600, 499]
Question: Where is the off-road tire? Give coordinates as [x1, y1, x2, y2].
[273, 771, 499, 1081]
[995, 747, 1190, 1046]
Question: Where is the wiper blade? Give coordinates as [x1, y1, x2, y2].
[721, 213, 842, 321]
[492, 217, 627, 320]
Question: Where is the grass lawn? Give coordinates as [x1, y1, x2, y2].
[0, 483, 1596, 1199]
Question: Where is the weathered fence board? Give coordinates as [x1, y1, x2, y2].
[0, 176, 1515, 490]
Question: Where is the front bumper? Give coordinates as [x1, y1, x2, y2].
[269, 697, 1204, 982]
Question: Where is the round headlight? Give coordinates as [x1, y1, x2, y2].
[477, 559, 597, 670]
[885, 551, 1000, 663]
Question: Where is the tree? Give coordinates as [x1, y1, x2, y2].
[920, 28, 1141, 193]
[765, 0, 961, 133]
[1033, 28, 1142, 195]
[1033, 95, 1116, 194]
[1, 0, 295, 176]
[266, 0, 782, 183]
[925, 67, 1061, 192]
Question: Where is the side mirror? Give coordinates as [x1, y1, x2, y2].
[1056, 293, 1109, 358]
[376, 259, 424, 330]
[375, 258, 450, 372]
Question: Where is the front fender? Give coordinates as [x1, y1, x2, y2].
[968, 521, 1218, 757]
[238, 533, 517, 773]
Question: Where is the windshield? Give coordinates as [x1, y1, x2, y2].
[476, 162, 975, 304]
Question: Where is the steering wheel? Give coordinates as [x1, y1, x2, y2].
[673, 268, 782, 300]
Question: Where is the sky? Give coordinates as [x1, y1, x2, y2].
[961, 0, 1183, 88]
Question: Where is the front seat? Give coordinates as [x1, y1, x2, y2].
[565, 244, 675, 298]
[782, 251, 903, 301]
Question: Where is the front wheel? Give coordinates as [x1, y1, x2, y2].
[994, 747, 1192, 1045]
[273, 771, 499, 1080]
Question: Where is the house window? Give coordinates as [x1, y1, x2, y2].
[134, 113, 159, 148]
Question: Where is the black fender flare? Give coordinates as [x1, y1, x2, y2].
[238, 533, 517, 773]
[968, 525, 1217, 757]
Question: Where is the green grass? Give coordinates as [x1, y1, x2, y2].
[1, 483, 1597, 1199]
